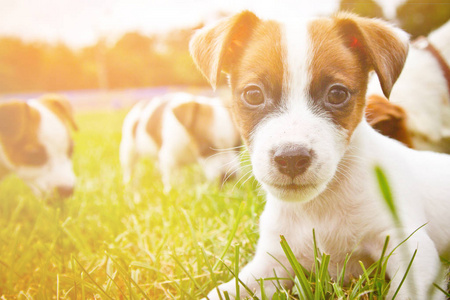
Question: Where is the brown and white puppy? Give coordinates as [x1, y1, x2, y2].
[191, 11, 450, 300]
[367, 20, 450, 152]
[0, 94, 78, 198]
[119, 92, 241, 192]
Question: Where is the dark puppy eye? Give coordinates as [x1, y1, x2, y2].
[22, 144, 48, 165]
[327, 85, 350, 106]
[242, 85, 265, 106]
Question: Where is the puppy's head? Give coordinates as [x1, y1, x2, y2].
[190, 12, 408, 201]
[172, 97, 241, 183]
[0, 94, 78, 199]
[365, 94, 413, 148]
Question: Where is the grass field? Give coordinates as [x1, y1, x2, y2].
[0, 110, 448, 299]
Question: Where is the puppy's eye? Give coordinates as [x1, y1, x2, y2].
[22, 144, 48, 165]
[327, 85, 350, 105]
[242, 85, 264, 106]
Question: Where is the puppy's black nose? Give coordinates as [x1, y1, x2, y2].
[56, 185, 74, 198]
[273, 145, 313, 178]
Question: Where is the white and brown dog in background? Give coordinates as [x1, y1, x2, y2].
[0, 94, 78, 199]
[120, 92, 241, 192]
[191, 11, 450, 299]
[366, 20, 450, 152]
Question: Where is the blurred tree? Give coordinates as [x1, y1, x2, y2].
[396, 0, 450, 38]
[0, 38, 43, 92]
[339, 0, 385, 19]
[39, 43, 86, 91]
[163, 27, 209, 86]
[106, 31, 168, 88]
[0, 27, 211, 93]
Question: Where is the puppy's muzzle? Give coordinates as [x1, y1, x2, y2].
[56, 185, 74, 198]
[273, 144, 313, 178]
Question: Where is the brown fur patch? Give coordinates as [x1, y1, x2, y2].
[145, 99, 170, 149]
[172, 102, 216, 157]
[331, 13, 408, 98]
[308, 18, 369, 139]
[0, 100, 48, 167]
[366, 94, 413, 148]
[190, 11, 260, 88]
[308, 14, 408, 139]
[132, 120, 139, 139]
[229, 20, 284, 143]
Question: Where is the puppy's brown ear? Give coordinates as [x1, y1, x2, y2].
[365, 95, 405, 125]
[0, 100, 28, 142]
[365, 94, 413, 148]
[39, 94, 78, 131]
[172, 101, 213, 135]
[189, 11, 260, 89]
[335, 13, 409, 98]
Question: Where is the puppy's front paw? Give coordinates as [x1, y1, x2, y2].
[205, 280, 254, 300]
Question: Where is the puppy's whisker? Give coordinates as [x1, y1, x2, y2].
[239, 172, 256, 188]
[210, 145, 245, 152]
[221, 162, 245, 187]
[231, 169, 254, 192]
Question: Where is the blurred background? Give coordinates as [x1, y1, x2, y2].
[0, 0, 449, 108]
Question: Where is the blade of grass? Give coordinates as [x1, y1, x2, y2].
[106, 271, 127, 299]
[280, 235, 313, 300]
[391, 249, 417, 300]
[220, 261, 256, 297]
[213, 201, 246, 270]
[374, 166, 398, 223]
[432, 283, 450, 298]
[198, 244, 223, 300]
[106, 253, 150, 300]
[234, 244, 240, 300]
[171, 252, 207, 299]
[181, 209, 202, 274]
[73, 256, 113, 300]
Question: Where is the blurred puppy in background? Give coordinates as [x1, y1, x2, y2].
[0, 94, 78, 199]
[120, 92, 241, 192]
[367, 20, 450, 152]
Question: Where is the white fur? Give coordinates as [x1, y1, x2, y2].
[206, 18, 450, 300]
[120, 93, 241, 192]
[368, 20, 450, 152]
[0, 100, 76, 196]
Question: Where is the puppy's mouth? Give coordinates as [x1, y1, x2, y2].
[272, 182, 314, 191]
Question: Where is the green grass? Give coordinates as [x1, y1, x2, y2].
[0, 110, 448, 299]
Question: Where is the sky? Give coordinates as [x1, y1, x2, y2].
[0, 0, 405, 49]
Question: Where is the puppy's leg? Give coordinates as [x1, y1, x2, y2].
[372, 229, 445, 300]
[208, 253, 293, 299]
[207, 218, 295, 299]
[119, 137, 138, 185]
[158, 149, 181, 194]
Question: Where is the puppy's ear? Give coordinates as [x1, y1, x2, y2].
[335, 13, 409, 98]
[365, 95, 405, 125]
[0, 101, 28, 142]
[190, 11, 260, 89]
[365, 94, 413, 148]
[39, 94, 78, 131]
[172, 101, 213, 135]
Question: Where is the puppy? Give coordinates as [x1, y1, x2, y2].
[365, 94, 413, 148]
[119, 92, 241, 192]
[367, 20, 450, 152]
[0, 94, 78, 198]
[190, 11, 450, 299]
